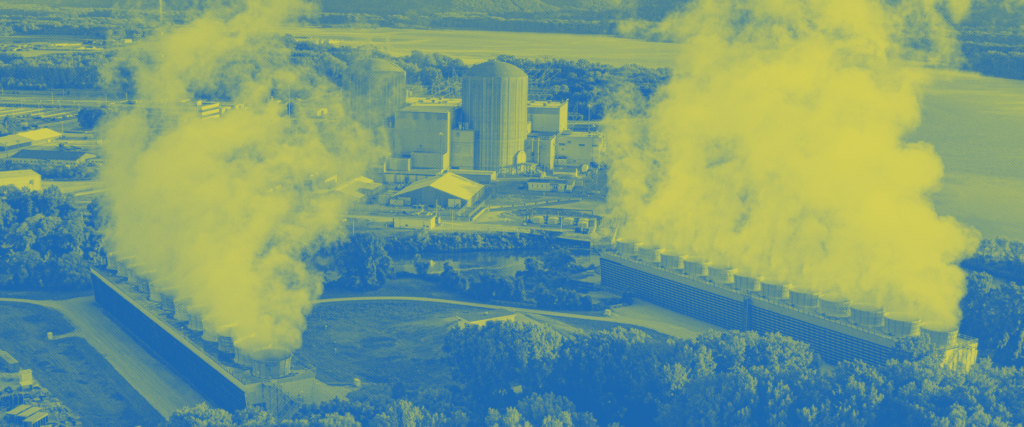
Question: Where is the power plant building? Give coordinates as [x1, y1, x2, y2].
[390, 171, 484, 208]
[343, 58, 408, 127]
[381, 59, 603, 181]
[601, 247, 978, 370]
[461, 60, 529, 172]
[0, 169, 41, 192]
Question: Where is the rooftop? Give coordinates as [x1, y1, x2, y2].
[0, 169, 39, 179]
[0, 134, 30, 148]
[394, 171, 484, 201]
[9, 150, 94, 161]
[464, 60, 527, 79]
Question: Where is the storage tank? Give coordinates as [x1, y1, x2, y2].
[682, 257, 710, 276]
[251, 349, 292, 380]
[660, 252, 682, 270]
[760, 279, 791, 300]
[342, 58, 407, 127]
[461, 60, 529, 171]
[818, 293, 851, 318]
[789, 287, 819, 308]
[636, 244, 661, 263]
[733, 273, 761, 293]
[850, 303, 885, 327]
[884, 313, 921, 337]
[920, 323, 959, 347]
[707, 264, 736, 286]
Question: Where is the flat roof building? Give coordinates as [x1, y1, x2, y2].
[0, 170, 41, 192]
[7, 150, 95, 166]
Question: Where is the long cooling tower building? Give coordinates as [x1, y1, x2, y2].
[461, 60, 528, 172]
[601, 248, 978, 369]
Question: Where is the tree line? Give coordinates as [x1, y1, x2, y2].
[163, 325, 1024, 427]
[0, 185, 102, 291]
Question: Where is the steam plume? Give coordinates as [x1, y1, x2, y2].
[98, 0, 386, 352]
[606, 0, 980, 329]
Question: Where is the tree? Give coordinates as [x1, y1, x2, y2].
[77, 107, 104, 129]
[413, 253, 430, 276]
[166, 403, 233, 427]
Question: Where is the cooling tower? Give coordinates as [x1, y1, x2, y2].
[760, 279, 790, 300]
[174, 300, 189, 321]
[116, 256, 134, 277]
[251, 349, 292, 380]
[188, 311, 204, 332]
[201, 319, 219, 342]
[920, 323, 959, 347]
[818, 293, 851, 318]
[461, 59, 529, 171]
[342, 58, 407, 127]
[217, 335, 235, 362]
[734, 273, 761, 293]
[789, 287, 820, 308]
[707, 264, 736, 286]
[547, 215, 561, 225]
[234, 346, 252, 367]
[660, 252, 683, 270]
[616, 240, 639, 256]
[850, 303, 885, 327]
[148, 280, 161, 302]
[160, 292, 174, 312]
[127, 269, 140, 288]
[682, 257, 710, 276]
[636, 244, 662, 263]
[105, 252, 117, 270]
[883, 313, 921, 337]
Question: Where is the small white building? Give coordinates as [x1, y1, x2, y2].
[7, 149, 96, 166]
[0, 169, 41, 191]
[393, 214, 438, 229]
[527, 178, 575, 193]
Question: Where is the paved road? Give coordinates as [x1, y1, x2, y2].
[0, 296, 205, 419]
[317, 296, 717, 339]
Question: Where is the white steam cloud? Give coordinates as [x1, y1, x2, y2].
[606, 0, 980, 329]
[98, 0, 385, 352]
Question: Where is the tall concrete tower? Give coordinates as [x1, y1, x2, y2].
[343, 58, 407, 127]
[461, 60, 528, 171]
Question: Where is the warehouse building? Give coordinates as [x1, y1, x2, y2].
[6, 150, 95, 166]
[390, 172, 484, 208]
[0, 170, 41, 191]
[527, 178, 575, 193]
[601, 245, 978, 370]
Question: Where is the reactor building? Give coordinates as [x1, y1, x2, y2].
[601, 242, 979, 370]
[91, 255, 325, 416]
[379, 59, 604, 181]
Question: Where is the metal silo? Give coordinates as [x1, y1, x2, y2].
[343, 58, 407, 127]
[461, 60, 528, 171]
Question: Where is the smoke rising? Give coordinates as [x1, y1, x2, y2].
[98, 0, 386, 352]
[605, 0, 980, 329]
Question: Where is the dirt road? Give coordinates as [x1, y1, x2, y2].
[0, 296, 205, 419]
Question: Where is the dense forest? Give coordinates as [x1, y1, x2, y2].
[164, 327, 1024, 427]
[0, 185, 102, 291]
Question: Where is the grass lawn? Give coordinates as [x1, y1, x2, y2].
[0, 302, 163, 427]
[295, 300, 677, 397]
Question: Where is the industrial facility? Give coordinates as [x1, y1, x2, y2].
[601, 242, 979, 369]
[91, 257, 328, 416]
[368, 59, 603, 177]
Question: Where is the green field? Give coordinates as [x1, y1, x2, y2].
[0, 303, 163, 427]
[272, 25, 681, 69]
[295, 300, 669, 393]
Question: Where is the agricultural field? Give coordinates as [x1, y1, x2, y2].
[272, 25, 681, 69]
[0, 302, 163, 427]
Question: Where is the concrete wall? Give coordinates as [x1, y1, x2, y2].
[600, 254, 899, 364]
[91, 269, 248, 411]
